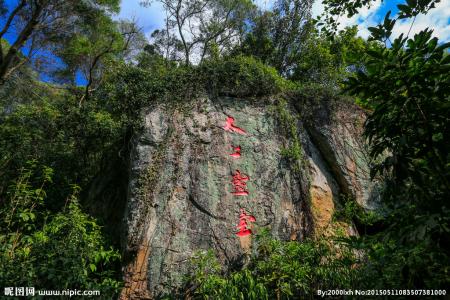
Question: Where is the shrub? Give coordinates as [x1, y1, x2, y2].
[0, 164, 121, 297]
[187, 229, 357, 299]
[0, 93, 123, 205]
[201, 56, 294, 97]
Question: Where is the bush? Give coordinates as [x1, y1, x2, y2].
[98, 56, 294, 125]
[201, 56, 293, 97]
[0, 93, 123, 206]
[0, 164, 121, 297]
[344, 29, 450, 289]
[187, 229, 357, 299]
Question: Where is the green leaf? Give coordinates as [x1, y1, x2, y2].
[89, 263, 96, 272]
[406, 0, 418, 7]
[367, 49, 384, 59]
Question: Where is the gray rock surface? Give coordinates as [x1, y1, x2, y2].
[298, 98, 381, 210]
[119, 96, 376, 299]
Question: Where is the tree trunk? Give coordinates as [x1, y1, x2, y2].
[0, 3, 44, 82]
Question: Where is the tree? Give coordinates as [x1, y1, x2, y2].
[270, 0, 313, 74]
[0, 164, 121, 295]
[238, 0, 314, 76]
[0, 0, 120, 83]
[290, 26, 371, 85]
[322, 0, 450, 288]
[142, 0, 255, 65]
[320, 0, 441, 35]
[238, 11, 276, 65]
[147, 28, 184, 63]
[56, 17, 144, 104]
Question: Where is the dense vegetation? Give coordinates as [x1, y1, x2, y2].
[0, 0, 448, 298]
[187, 229, 357, 299]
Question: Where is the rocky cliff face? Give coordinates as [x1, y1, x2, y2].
[119, 96, 377, 299]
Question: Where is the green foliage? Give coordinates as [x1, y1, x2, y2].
[273, 99, 303, 172]
[344, 28, 450, 288]
[290, 82, 342, 103]
[99, 55, 291, 116]
[55, 13, 127, 92]
[137, 45, 175, 73]
[0, 46, 125, 296]
[33, 198, 121, 293]
[240, 15, 373, 87]
[97, 63, 164, 127]
[141, 0, 255, 65]
[0, 0, 121, 82]
[314, 0, 450, 289]
[333, 197, 381, 227]
[237, 0, 313, 75]
[202, 56, 292, 97]
[0, 93, 123, 203]
[188, 230, 357, 299]
[291, 26, 373, 86]
[0, 164, 121, 296]
[347, 30, 449, 189]
[317, 0, 450, 289]
[346, 234, 450, 289]
[97, 62, 206, 130]
[238, 12, 276, 65]
[319, 0, 440, 35]
[188, 250, 268, 299]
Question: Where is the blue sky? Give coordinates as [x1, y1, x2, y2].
[117, 0, 449, 42]
[312, 0, 449, 41]
[2, 0, 449, 50]
[1, 0, 449, 84]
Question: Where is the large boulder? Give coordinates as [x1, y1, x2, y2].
[119, 95, 375, 299]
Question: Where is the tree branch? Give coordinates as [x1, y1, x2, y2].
[80, 38, 115, 106]
[0, 0, 27, 39]
[0, 0, 27, 63]
[0, 1, 45, 82]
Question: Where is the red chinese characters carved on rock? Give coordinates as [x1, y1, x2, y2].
[236, 208, 256, 237]
[223, 116, 246, 135]
[229, 145, 241, 158]
[231, 170, 250, 196]
[223, 115, 257, 238]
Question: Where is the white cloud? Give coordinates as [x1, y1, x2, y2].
[311, 0, 449, 42]
[341, 0, 382, 38]
[253, 0, 274, 11]
[312, 0, 382, 39]
[116, 0, 449, 43]
[311, 0, 324, 17]
[116, 0, 276, 36]
[391, 1, 450, 42]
